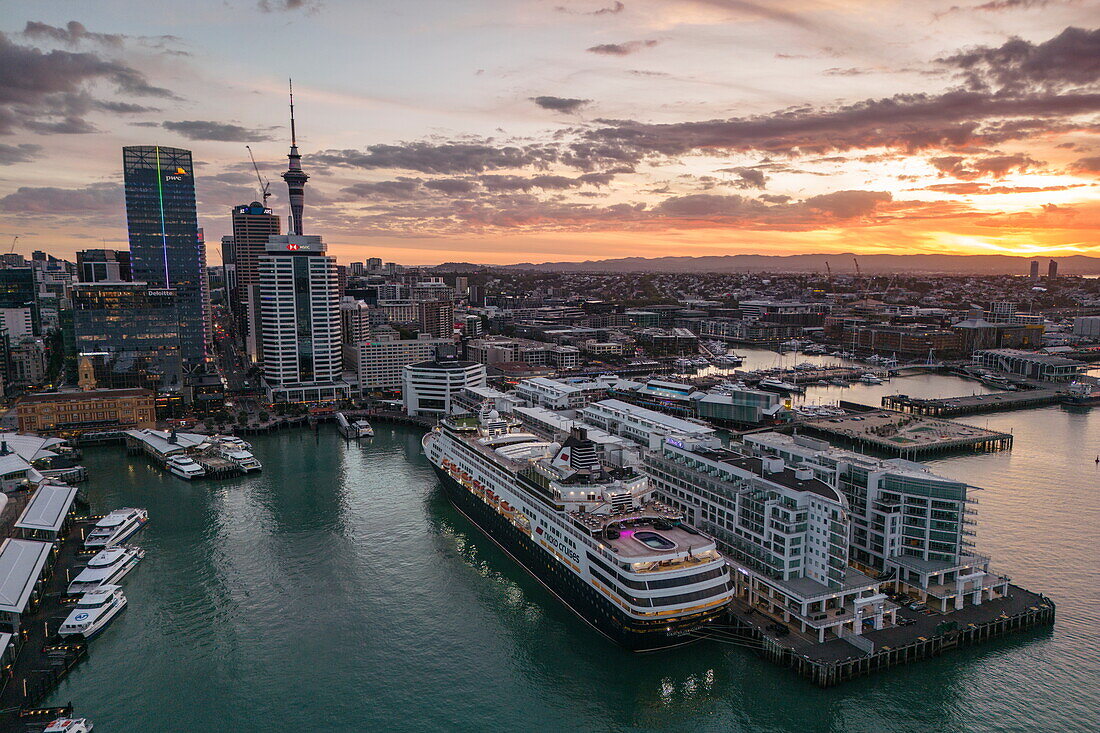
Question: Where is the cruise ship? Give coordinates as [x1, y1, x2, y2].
[423, 407, 734, 650]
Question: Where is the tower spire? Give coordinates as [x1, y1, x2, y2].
[282, 78, 309, 235]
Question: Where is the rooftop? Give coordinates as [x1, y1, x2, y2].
[14, 483, 78, 533]
[0, 539, 52, 615]
[18, 388, 153, 404]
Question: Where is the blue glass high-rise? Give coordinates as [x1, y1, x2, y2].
[123, 145, 208, 373]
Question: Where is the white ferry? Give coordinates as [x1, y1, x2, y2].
[68, 546, 145, 595]
[218, 446, 262, 472]
[215, 435, 252, 450]
[84, 508, 148, 549]
[44, 718, 93, 733]
[167, 455, 206, 480]
[58, 585, 127, 639]
[423, 408, 733, 651]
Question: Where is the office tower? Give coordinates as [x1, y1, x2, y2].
[367, 257, 382, 274]
[418, 299, 454, 339]
[454, 276, 469, 296]
[349, 262, 365, 276]
[227, 202, 281, 362]
[123, 145, 207, 373]
[77, 250, 132, 283]
[258, 235, 347, 402]
[1048, 259, 1058, 279]
[1029, 260, 1040, 280]
[221, 236, 237, 302]
[337, 265, 348, 294]
[71, 282, 182, 391]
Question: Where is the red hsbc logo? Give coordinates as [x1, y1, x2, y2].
[286, 244, 300, 251]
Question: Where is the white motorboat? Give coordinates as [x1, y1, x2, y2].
[859, 373, 885, 384]
[84, 508, 148, 549]
[44, 718, 93, 733]
[215, 435, 252, 450]
[58, 585, 127, 639]
[759, 378, 806, 394]
[167, 455, 206, 480]
[68, 546, 145, 595]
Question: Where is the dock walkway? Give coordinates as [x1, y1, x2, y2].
[883, 389, 1061, 417]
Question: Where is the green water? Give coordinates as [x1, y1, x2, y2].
[48, 374, 1099, 731]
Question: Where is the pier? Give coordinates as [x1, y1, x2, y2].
[799, 408, 1013, 458]
[712, 585, 1054, 687]
[882, 389, 1062, 417]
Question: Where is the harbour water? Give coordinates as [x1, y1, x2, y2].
[48, 370, 1099, 731]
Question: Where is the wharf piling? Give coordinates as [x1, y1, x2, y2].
[883, 390, 1061, 417]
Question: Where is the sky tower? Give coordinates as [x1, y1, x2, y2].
[282, 79, 309, 235]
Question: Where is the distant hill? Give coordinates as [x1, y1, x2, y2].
[481, 253, 1100, 275]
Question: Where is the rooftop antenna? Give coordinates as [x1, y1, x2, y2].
[289, 78, 297, 148]
[246, 145, 271, 205]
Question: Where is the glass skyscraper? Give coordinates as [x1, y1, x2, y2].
[123, 145, 208, 373]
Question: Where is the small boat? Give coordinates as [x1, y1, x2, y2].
[1060, 382, 1100, 406]
[829, 378, 849, 386]
[759, 378, 805, 394]
[214, 435, 252, 450]
[68, 546, 145, 595]
[58, 585, 127, 639]
[859, 374, 885, 384]
[44, 719, 94, 733]
[167, 455, 205, 480]
[336, 412, 374, 439]
[713, 354, 744, 367]
[84, 509, 148, 549]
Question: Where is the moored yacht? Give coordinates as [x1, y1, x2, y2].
[218, 445, 262, 472]
[167, 455, 205, 480]
[84, 508, 148, 549]
[68, 546, 145, 595]
[423, 408, 733, 651]
[59, 585, 127, 639]
[758, 378, 805, 394]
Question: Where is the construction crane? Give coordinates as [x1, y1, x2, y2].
[8, 235, 17, 254]
[852, 256, 862, 279]
[245, 146, 271, 205]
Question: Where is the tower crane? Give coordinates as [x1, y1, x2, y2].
[8, 235, 17, 254]
[245, 146, 271, 206]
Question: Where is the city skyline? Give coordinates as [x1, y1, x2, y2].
[0, 1, 1097, 266]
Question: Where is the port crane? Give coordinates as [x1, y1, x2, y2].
[246, 146, 271, 205]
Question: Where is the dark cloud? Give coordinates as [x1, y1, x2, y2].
[718, 167, 767, 189]
[424, 178, 480, 195]
[923, 182, 1079, 194]
[531, 96, 591, 113]
[342, 178, 425, 200]
[938, 0, 1055, 17]
[587, 40, 659, 56]
[0, 182, 121, 214]
[554, 2, 625, 15]
[939, 26, 1100, 93]
[1070, 155, 1100, 174]
[929, 153, 1042, 179]
[162, 120, 274, 142]
[313, 142, 558, 174]
[22, 21, 124, 47]
[96, 100, 159, 113]
[823, 67, 872, 76]
[0, 143, 42, 165]
[258, 0, 320, 11]
[804, 190, 892, 218]
[0, 31, 176, 134]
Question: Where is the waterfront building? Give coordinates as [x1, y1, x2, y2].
[71, 283, 182, 392]
[972, 348, 1083, 382]
[258, 235, 348, 403]
[16, 388, 156, 435]
[581, 399, 719, 450]
[343, 336, 450, 395]
[418, 299, 454, 339]
[512, 376, 612, 410]
[76, 249, 131, 283]
[643, 437, 891, 643]
[123, 145, 208, 372]
[402, 355, 486, 416]
[695, 389, 783, 425]
[742, 432, 1010, 612]
[698, 318, 804, 345]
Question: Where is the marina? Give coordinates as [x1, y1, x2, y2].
[28, 398, 1097, 731]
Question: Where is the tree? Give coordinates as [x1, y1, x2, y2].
[258, 411, 270, 423]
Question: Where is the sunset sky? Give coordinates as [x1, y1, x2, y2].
[0, 0, 1097, 266]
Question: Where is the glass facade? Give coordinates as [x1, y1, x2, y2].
[123, 146, 207, 372]
[72, 283, 182, 390]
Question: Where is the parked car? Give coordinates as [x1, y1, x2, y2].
[908, 601, 927, 611]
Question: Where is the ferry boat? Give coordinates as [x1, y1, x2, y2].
[758, 378, 805, 394]
[44, 718, 93, 733]
[68, 546, 145, 595]
[1060, 382, 1100, 406]
[336, 412, 375, 439]
[167, 455, 205, 480]
[423, 408, 733, 651]
[217, 445, 262, 472]
[58, 585, 127, 639]
[215, 435, 252, 450]
[84, 509, 148, 549]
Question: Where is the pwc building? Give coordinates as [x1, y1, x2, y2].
[122, 145, 209, 374]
